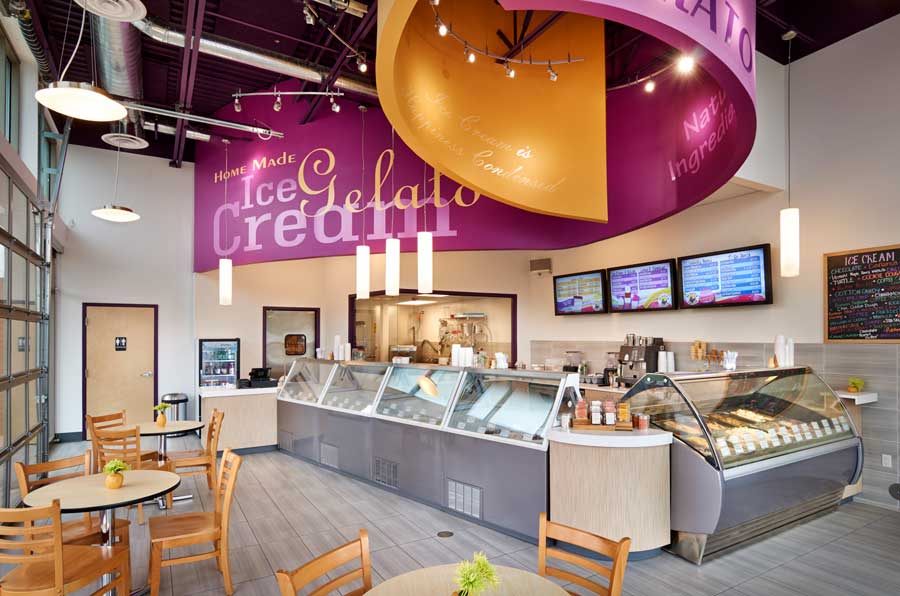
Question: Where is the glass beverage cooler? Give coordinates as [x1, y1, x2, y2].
[199, 338, 240, 388]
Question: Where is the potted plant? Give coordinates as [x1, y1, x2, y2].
[453, 552, 499, 596]
[154, 403, 172, 427]
[847, 377, 865, 393]
[103, 459, 131, 490]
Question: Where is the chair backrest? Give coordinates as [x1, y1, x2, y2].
[538, 512, 631, 596]
[214, 449, 242, 539]
[275, 530, 371, 596]
[14, 451, 93, 525]
[86, 411, 127, 471]
[0, 500, 64, 591]
[205, 409, 226, 457]
[94, 425, 144, 470]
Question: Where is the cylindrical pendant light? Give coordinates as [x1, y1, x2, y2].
[356, 245, 371, 299]
[219, 258, 233, 305]
[780, 207, 800, 278]
[417, 231, 433, 294]
[385, 238, 400, 296]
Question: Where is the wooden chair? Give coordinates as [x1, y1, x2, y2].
[0, 499, 131, 596]
[538, 513, 631, 596]
[148, 449, 243, 596]
[94, 425, 175, 524]
[275, 530, 372, 596]
[85, 411, 159, 471]
[13, 451, 131, 547]
[168, 409, 224, 489]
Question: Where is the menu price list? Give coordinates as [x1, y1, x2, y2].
[681, 249, 767, 305]
[555, 273, 605, 313]
[826, 246, 900, 341]
[610, 264, 674, 310]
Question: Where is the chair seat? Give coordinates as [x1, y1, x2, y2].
[0, 544, 129, 593]
[169, 450, 211, 468]
[150, 511, 221, 545]
[141, 449, 162, 461]
[62, 516, 131, 545]
[169, 449, 206, 460]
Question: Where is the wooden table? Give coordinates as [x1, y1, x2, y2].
[365, 564, 568, 596]
[23, 470, 180, 596]
[134, 420, 205, 508]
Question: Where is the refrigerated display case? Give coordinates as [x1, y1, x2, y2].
[622, 367, 862, 563]
[199, 338, 240, 388]
[322, 362, 390, 413]
[279, 359, 336, 403]
[375, 364, 462, 426]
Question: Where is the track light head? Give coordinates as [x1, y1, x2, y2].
[547, 64, 558, 82]
[438, 21, 448, 37]
[273, 94, 282, 112]
[330, 96, 341, 113]
[429, 0, 439, 5]
[676, 54, 695, 74]
[505, 62, 516, 79]
[356, 53, 368, 73]
[644, 79, 656, 93]
[303, 6, 315, 26]
[233, 96, 241, 113]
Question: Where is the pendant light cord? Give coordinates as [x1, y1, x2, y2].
[223, 142, 229, 241]
[422, 161, 428, 233]
[113, 147, 121, 200]
[786, 37, 792, 208]
[60, 6, 86, 81]
[390, 128, 396, 237]
[360, 108, 366, 246]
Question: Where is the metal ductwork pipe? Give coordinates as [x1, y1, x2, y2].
[8, 1, 53, 82]
[142, 121, 211, 142]
[132, 18, 378, 99]
[92, 15, 144, 126]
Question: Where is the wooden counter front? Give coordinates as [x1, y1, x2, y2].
[199, 388, 278, 451]
[548, 429, 672, 553]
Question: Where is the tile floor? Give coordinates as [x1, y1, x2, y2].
[49, 437, 900, 596]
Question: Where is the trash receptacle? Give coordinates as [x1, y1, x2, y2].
[160, 393, 191, 436]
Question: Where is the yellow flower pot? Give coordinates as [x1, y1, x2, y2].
[156, 413, 167, 427]
[105, 473, 124, 490]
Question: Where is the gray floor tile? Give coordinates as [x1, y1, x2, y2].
[369, 545, 423, 579]
[336, 523, 395, 552]
[400, 537, 461, 567]
[370, 515, 430, 545]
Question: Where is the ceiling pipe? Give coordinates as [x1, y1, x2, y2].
[92, 15, 144, 127]
[132, 18, 378, 99]
[142, 121, 211, 142]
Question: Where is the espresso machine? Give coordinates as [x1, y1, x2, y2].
[616, 334, 664, 387]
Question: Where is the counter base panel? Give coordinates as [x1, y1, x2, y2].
[277, 399, 548, 540]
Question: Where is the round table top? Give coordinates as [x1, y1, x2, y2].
[133, 420, 205, 436]
[365, 564, 568, 596]
[23, 470, 181, 513]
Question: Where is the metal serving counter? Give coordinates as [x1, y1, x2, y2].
[622, 366, 862, 563]
[277, 360, 580, 540]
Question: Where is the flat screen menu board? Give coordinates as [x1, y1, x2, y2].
[608, 260, 677, 311]
[553, 270, 606, 315]
[678, 244, 773, 308]
[825, 244, 900, 343]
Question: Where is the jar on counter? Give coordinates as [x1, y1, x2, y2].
[637, 413, 650, 430]
[617, 401, 631, 424]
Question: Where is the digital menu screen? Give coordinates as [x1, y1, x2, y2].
[608, 260, 677, 311]
[679, 244, 773, 308]
[553, 270, 606, 315]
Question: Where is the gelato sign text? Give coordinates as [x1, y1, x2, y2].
[211, 147, 479, 257]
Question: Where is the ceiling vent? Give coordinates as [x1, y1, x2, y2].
[101, 132, 149, 150]
[75, 0, 147, 23]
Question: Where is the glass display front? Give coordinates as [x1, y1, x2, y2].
[624, 368, 857, 469]
[321, 363, 389, 413]
[448, 372, 562, 444]
[278, 359, 336, 403]
[375, 366, 461, 425]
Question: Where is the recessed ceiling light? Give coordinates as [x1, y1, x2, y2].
[417, 294, 448, 298]
[35, 82, 127, 122]
[644, 80, 656, 93]
[396, 300, 437, 306]
[91, 205, 141, 223]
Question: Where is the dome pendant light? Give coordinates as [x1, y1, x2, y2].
[35, 9, 126, 122]
[219, 141, 233, 306]
[780, 31, 800, 278]
[356, 107, 371, 300]
[92, 147, 140, 222]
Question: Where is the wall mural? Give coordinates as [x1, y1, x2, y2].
[194, 0, 756, 273]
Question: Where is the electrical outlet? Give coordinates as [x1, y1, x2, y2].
[883, 454, 893, 468]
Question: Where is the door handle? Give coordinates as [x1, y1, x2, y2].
[141, 371, 154, 377]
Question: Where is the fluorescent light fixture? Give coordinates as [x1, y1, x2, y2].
[417, 231, 433, 295]
[385, 237, 400, 296]
[356, 244, 370, 299]
[780, 207, 800, 277]
[417, 294, 448, 298]
[91, 205, 140, 222]
[219, 258, 233, 306]
[35, 82, 127, 122]
[396, 300, 437, 306]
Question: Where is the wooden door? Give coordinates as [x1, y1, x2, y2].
[83, 304, 157, 437]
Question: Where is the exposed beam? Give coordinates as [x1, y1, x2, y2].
[297, 12, 348, 100]
[501, 11, 564, 61]
[171, 0, 208, 168]
[300, 6, 377, 124]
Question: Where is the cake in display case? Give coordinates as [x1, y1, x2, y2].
[623, 367, 862, 563]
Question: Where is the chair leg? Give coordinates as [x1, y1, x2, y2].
[167, 491, 173, 509]
[206, 464, 215, 490]
[138, 503, 144, 525]
[220, 543, 234, 595]
[120, 549, 132, 594]
[215, 540, 222, 570]
[149, 543, 163, 596]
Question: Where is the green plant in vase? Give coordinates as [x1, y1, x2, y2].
[847, 377, 865, 393]
[454, 552, 499, 596]
[154, 403, 172, 427]
[103, 459, 131, 490]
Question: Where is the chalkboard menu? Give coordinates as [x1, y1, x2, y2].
[825, 244, 900, 343]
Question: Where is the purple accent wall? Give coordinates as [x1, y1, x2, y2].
[193, 0, 756, 273]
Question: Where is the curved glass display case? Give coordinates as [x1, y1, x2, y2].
[277, 359, 336, 403]
[320, 362, 390, 414]
[375, 364, 462, 426]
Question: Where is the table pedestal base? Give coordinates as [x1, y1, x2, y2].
[154, 434, 193, 509]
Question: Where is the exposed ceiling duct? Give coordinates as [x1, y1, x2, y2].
[141, 121, 211, 142]
[92, 15, 144, 100]
[132, 18, 378, 99]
